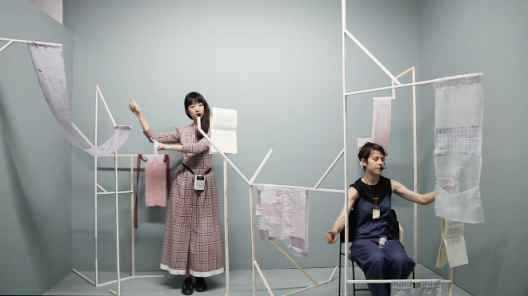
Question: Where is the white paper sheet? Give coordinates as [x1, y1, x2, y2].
[436, 218, 469, 268]
[209, 107, 237, 154]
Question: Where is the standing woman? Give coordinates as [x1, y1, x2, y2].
[129, 92, 223, 295]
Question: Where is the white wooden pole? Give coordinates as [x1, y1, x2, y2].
[130, 156, 135, 277]
[251, 183, 344, 194]
[348, 279, 452, 284]
[343, 29, 401, 86]
[96, 85, 117, 127]
[196, 118, 250, 184]
[94, 85, 99, 286]
[345, 73, 482, 96]
[224, 159, 230, 296]
[250, 149, 273, 184]
[72, 123, 95, 148]
[253, 261, 274, 296]
[341, 1, 349, 296]
[449, 268, 453, 296]
[114, 145, 121, 295]
[314, 149, 344, 188]
[396, 66, 415, 79]
[0, 40, 14, 53]
[0, 37, 61, 46]
[412, 67, 418, 279]
[249, 185, 257, 296]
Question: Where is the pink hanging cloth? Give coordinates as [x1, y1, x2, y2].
[134, 154, 170, 229]
[371, 97, 392, 152]
[145, 155, 168, 207]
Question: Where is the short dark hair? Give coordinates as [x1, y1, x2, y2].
[358, 142, 386, 171]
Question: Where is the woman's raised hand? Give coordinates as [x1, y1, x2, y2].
[128, 96, 142, 116]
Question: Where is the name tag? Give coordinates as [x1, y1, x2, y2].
[372, 208, 380, 219]
[194, 175, 206, 191]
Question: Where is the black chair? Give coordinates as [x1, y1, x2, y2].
[338, 209, 403, 296]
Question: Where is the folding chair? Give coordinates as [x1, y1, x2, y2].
[338, 209, 405, 296]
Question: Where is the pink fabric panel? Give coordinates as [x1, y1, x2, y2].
[371, 98, 392, 152]
[145, 155, 167, 207]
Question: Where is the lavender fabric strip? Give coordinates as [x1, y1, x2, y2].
[27, 43, 130, 156]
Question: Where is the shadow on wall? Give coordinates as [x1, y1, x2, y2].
[0, 84, 49, 288]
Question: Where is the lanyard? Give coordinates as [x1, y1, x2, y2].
[366, 181, 381, 209]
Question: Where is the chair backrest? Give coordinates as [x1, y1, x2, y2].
[339, 208, 400, 243]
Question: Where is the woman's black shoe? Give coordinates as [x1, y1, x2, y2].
[195, 277, 207, 292]
[182, 277, 193, 295]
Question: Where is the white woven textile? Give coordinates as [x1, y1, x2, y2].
[434, 75, 484, 223]
[256, 185, 309, 258]
[27, 43, 130, 156]
[390, 280, 442, 296]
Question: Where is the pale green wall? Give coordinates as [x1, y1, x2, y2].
[6, 0, 524, 295]
[0, 0, 74, 294]
[417, 1, 528, 295]
[63, 0, 419, 272]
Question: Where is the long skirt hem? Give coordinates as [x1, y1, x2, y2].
[160, 264, 224, 277]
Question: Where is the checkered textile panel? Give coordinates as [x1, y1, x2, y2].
[434, 75, 484, 223]
[390, 280, 441, 296]
[256, 185, 309, 258]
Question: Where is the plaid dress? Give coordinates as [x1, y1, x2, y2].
[144, 124, 224, 277]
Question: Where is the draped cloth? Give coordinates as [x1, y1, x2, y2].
[27, 43, 130, 156]
[390, 280, 442, 296]
[256, 185, 309, 258]
[434, 75, 484, 223]
[371, 97, 392, 152]
[145, 155, 167, 207]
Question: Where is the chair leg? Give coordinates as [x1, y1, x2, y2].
[352, 260, 356, 296]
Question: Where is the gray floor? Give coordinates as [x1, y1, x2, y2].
[44, 264, 472, 296]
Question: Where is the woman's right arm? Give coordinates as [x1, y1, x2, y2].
[129, 96, 151, 132]
[129, 96, 180, 143]
[325, 186, 359, 244]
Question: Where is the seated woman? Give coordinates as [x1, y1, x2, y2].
[325, 142, 435, 296]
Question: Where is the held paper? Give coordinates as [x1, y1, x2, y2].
[436, 219, 469, 268]
[209, 107, 237, 154]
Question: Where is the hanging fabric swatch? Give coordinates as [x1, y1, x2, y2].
[27, 43, 130, 156]
[135, 154, 170, 228]
[390, 280, 442, 296]
[256, 185, 309, 258]
[145, 155, 168, 207]
[371, 97, 393, 152]
[356, 97, 392, 168]
[434, 75, 484, 223]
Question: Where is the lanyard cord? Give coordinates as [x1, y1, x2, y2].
[366, 181, 381, 209]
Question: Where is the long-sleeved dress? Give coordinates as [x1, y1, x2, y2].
[144, 124, 224, 277]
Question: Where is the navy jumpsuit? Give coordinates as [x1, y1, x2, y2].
[349, 176, 414, 296]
